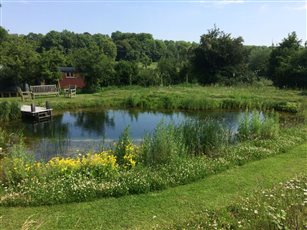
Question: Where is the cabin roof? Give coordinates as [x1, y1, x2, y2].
[59, 67, 75, 73]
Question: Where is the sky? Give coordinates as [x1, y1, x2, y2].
[0, 0, 306, 46]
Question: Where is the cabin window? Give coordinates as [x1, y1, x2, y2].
[66, 72, 75, 78]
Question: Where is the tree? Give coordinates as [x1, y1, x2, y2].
[114, 61, 139, 86]
[0, 36, 39, 85]
[0, 26, 8, 44]
[39, 48, 66, 84]
[248, 47, 272, 77]
[158, 58, 180, 85]
[191, 27, 249, 85]
[136, 68, 160, 86]
[92, 34, 117, 60]
[72, 45, 115, 91]
[268, 32, 305, 88]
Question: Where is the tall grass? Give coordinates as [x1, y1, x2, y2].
[121, 94, 302, 113]
[140, 119, 229, 166]
[178, 119, 229, 156]
[238, 111, 279, 140]
[140, 122, 187, 166]
[0, 101, 20, 122]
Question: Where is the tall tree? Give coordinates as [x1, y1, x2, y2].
[0, 36, 39, 85]
[268, 32, 304, 87]
[114, 61, 139, 86]
[39, 48, 66, 84]
[72, 45, 115, 90]
[191, 27, 249, 85]
[248, 46, 272, 77]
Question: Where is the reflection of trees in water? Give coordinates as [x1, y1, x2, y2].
[32, 116, 70, 161]
[72, 111, 115, 137]
[127, 110, 139, 122]
[21, 114, 69, 139]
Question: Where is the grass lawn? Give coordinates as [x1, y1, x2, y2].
[0, 142, 306, 229]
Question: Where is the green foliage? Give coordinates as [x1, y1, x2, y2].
[0, 26, 8, 43]
[191, 26, 251, 85]
[0, 124, 305, 206]
[72, 46, 115, 90]
[268, 32, 307, 88]
[136, 68, 160, 86]
[140, 122, 187, 166]
[178, 119, 229, 156]
[0, 101, 20, 122]
[114, 60, 139, 86]
[0, 36, 39, 85]
[39, 48, 66, 83]
[158, 58, 180, 85]
[238, 111, 279, 141]
[248, 46, 272, 77]
[114, 127, 131, 165]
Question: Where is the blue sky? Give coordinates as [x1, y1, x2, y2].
[0, 0, 306, 45]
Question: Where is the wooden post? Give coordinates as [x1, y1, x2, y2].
[31, 103, 36, 112]
[45, 101, 50, 109]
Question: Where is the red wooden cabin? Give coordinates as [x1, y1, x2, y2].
[59, 67, 86, 89]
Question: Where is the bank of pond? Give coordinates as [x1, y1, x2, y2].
[0, 107, 306, 206]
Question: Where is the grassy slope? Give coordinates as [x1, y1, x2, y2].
[0, 142, 306, 230]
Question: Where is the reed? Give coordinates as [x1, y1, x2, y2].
[237, 111, 279, 140]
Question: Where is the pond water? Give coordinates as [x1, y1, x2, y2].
[5, 109, 251, 160]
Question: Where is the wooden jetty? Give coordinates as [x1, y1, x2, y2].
[21, 105, 52, 121]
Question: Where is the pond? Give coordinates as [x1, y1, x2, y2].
[5, 109, 253, 160]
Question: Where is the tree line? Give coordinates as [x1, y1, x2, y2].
[0, 26, 306, 90]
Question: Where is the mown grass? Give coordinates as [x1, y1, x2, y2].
[1, 85, 306, 116]
[0, 142, 306, 229]
[172, 175, 306, 229]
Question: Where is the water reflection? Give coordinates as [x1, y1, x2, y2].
[4, 109, 247, 161]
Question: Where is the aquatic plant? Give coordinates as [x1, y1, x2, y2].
[178, 119, 229, 156]
[140, 121, 187, 166]
[238, 111, 279, 141]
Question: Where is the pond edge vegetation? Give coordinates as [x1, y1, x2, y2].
[0, 111, 306, 206]
[0, 85, 305, 122]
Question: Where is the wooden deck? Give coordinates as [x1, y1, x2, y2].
[21, 105, 53, 121]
